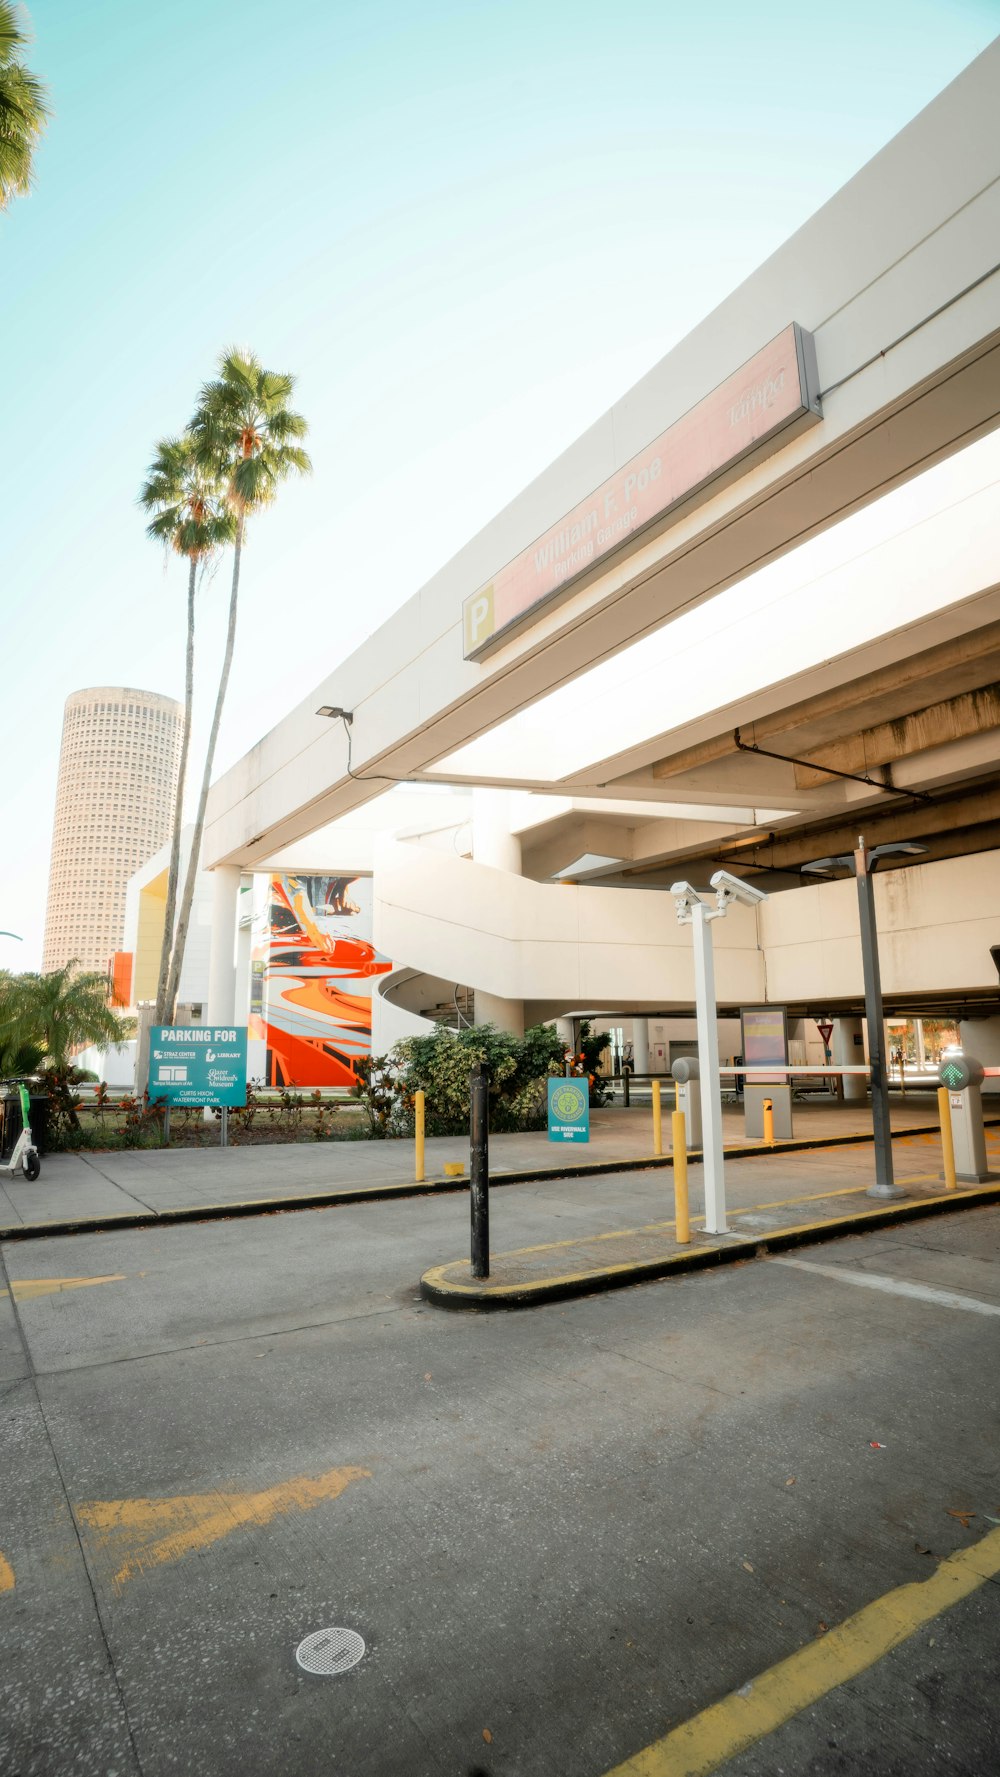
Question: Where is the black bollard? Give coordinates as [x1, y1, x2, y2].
[470, 1061, 489, 1279]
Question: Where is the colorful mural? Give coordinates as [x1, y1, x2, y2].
[249, 874, 391, 1088]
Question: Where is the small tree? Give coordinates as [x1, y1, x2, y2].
[2, 966, 132, 1128]
[575, 1019, 613, 1107]
[0, 971, 43, 1076]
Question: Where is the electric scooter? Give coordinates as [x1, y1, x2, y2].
[0, 1080, 41, 1180]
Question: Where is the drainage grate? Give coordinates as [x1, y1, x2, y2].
[295, 1626, 366, 1676]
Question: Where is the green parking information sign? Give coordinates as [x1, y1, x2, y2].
[547, 1076, 590, 1143]
[149, 1026, 248, 1107]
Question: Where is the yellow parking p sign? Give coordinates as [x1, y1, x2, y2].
[463, 582, 495, 656]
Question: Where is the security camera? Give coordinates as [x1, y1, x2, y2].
[669, 881, 705, 922]
[710, 869, 769, 909]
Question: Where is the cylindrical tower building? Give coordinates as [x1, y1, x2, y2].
[43, 687, 183, 976]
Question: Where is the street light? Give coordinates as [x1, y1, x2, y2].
[802, 838, 927, 1199]
[669, 870, 769, 1233]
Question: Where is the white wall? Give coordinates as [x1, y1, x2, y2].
[372, 977, 437, 1052]
[760, 851, 1000, 1002]
[373, 835, 764, 1010]
[376, 840, 1000, 1013]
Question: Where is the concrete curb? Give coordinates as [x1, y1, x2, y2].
[4, 1118, 994, 1246]
[419, 1181, 1000, 1310]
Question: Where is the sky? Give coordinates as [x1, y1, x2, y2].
[2, 0, 998, 970]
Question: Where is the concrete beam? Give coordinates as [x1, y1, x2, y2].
[202, 45, 1000, 868]
[794, 684, 1000, 787]
[651, 620, 1000, 783]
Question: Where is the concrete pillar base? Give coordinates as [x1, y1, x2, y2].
[474, 991, 524, 1039]
[834, 1017, 867, 1101]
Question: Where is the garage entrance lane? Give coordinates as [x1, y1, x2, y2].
[1, 1200, 998, 1775]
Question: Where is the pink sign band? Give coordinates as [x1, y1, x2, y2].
[464, 323, 820, 658]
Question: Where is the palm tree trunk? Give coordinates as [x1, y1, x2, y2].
[165, 517, 244, 1020]
[154, 555, 196, 1023]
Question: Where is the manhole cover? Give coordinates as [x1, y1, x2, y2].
[295, 1626, 366, 1675]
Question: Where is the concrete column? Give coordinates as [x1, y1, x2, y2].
[472, 991, 522, 1038]
[472, 788, 523, 874]
[207, 865, 241, 1025]
[471, 787, 524, 1037]
[959, 1018, 1000, 1096]
[834, 1016, 867, 1101]
[235, 880, 253, 1026]
[631, 1017, 650, 1073]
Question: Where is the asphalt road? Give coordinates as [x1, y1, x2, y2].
[1, 1172, 998, 1776]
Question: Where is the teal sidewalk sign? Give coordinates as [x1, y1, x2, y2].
[547, 1076, 590, 1143]
[149, 1026, 248, 1107]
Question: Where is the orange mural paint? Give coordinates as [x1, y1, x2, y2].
[249, 874, 392, 1089]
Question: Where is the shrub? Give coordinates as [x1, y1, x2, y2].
[576, 1019, 613, 1107]
[394, 1022, 565, 1136]
[351, 1054, 408, 1138]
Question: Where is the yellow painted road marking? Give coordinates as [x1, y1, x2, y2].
[1, 1274, 126, 1302]
[603, 1526, 1000, 1776]
[0, 1553, 14, 1593]
[78, 1463, 370, 1593]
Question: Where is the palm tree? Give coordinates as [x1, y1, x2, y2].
[139, 436, 235, 1024]
[0, 971, 43, 1076]
[0, 2, 50, 211]
[163, 348, 311, 1018]
[19, 964, 128, 1069]
[5, 966, 131, 1126]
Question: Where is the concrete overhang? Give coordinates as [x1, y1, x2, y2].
[203, 42, 1000, 871]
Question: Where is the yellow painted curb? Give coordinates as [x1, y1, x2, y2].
[421, 1183, 1000, 1306]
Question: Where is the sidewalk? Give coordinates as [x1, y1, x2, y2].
[421, 1127, 1000, 1308]
[0, 1093, 990, 1243]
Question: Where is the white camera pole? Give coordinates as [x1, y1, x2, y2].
[690, 897, 727, 1234]
[671, 873, 769, 1236]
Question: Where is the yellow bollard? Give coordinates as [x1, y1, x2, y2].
[762, 1096, 775, 1146]
[652, 1079, 662, 1156]
[937, 1086, 957, 1192]
[672, 1109, 690, 1244]
[414, 1090, 425, 1183]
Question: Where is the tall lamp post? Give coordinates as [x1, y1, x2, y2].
[802, 838, 926, 1199]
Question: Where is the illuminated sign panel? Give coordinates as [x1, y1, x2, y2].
[463, 323, 820, 658]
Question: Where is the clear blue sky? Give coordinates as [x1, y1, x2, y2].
[2, 1, 997, 968]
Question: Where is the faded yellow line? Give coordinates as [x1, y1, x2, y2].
[604, 1526, 1000, 1776]
[78, 1463, 370, 1593]
[0, 1553, 14, 1594]
[1, 1274, 126, 1302]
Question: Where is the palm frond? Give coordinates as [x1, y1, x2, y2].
[0, 12, 50, 209]
[0, 1, 30, 64]
[139, 432, 231, 559]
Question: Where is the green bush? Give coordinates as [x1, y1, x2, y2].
[394, 1022, 565, 1135]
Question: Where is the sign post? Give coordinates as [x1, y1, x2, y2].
[148, 1027, 248, 1146]
[547, 1077, 590, 1144]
